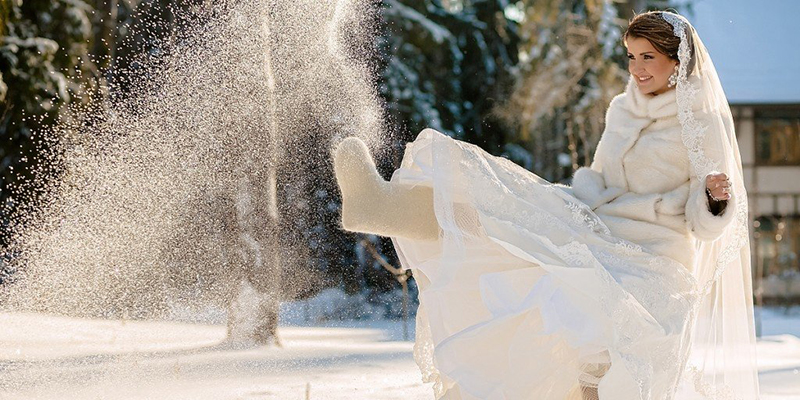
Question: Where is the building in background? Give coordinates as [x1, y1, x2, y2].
[690, 0, 800, 306]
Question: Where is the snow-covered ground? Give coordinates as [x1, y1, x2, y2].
[0, 304, 798, 399]
[0, 313, 431, 400]
[756, 306, 800, 399]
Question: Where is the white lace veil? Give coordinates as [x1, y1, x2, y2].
[660, 12, 760, 399]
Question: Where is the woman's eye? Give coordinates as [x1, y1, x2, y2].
[627, 55, 634, 59]
[644, 55, 653, 60]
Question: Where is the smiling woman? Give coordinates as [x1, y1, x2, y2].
[624, 14, 683, 96]
[626, 37, 678, 95]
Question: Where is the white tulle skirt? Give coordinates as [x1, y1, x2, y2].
[391, 130, 700, 400]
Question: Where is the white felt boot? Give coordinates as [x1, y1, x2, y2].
[333, 137, 439, 241]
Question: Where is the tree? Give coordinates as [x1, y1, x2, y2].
[0, 0, 99, 244]
[378, 0, 522, 149]
[493, 0, 628, 183]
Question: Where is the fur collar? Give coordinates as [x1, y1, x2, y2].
[623, 77, 678, 119]
[618, 75, 706, 120]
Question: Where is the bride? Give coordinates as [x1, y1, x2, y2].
[333, 11, 759, 400]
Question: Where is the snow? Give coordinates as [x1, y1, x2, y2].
[0, 313, 430, 400]
[0, 305, 797, 399]
[759, 335, 800, 399]
[688, 0, 800, 104]
[757, 307, 800, 399]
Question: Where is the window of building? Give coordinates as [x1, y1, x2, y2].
[754, 215, 800, 304]
[754, 107, 800, 166]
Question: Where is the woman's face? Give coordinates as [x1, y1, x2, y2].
[626, 36, 678, 96]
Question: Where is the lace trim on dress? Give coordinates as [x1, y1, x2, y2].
[684, 365, 741, 400]
[413, 305, 446, 399]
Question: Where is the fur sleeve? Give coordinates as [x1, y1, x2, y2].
[595, 181, 691, 222]
[567, 94, 630, 209]
[571, 166, 625, 210]
[685, 171, 736, 241]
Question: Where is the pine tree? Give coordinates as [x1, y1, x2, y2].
[378, 0, 522, 150]
[0, 0, 100, 245]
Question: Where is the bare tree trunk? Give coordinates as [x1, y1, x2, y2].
[225, 10, 283, 346]
[226, 176, 281, 346]
[253, 9, 283, 346]
[247, 172, 281, 346]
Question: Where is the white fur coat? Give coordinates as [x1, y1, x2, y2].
[558, 78, 736, 269]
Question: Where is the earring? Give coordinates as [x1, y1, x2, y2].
[667, 65, 679, 88]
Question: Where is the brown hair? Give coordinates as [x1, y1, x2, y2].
[623, 11, 696, 72]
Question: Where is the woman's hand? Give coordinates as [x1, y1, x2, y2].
[705, 172, 731, 201]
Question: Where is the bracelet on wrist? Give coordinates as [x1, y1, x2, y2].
[706, 187, 728, 202]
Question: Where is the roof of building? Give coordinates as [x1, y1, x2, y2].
[689, 0, 800, 104]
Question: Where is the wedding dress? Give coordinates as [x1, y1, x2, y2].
[334, 12, 759, 400]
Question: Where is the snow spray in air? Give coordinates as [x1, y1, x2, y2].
[1, 0, 384, 333]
